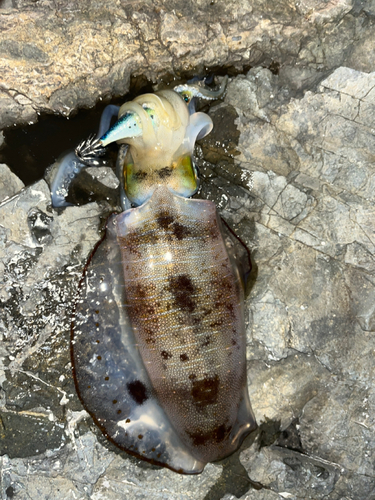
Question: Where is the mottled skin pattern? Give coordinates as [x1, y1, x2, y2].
[71, 87, 256, 471]
[116, 187, 248, 463]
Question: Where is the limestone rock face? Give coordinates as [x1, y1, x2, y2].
[0, 0, 375, 128]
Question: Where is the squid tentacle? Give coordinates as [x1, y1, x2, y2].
[50, 104, 120, 207]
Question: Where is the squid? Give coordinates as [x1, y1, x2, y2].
[52, 76, 257, 473]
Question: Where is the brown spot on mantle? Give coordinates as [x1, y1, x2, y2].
[191, 374, 219, 408]
[167, 274, 196, 313]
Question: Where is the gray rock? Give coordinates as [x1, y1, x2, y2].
[85, 167, 120, 190]
[1, 64, 375, 500]
[90, 459, 221, 499]
[0, 164, 24, 202]
[221, 493, 281, 500]
[240, 438, 341, 499]
[224, 66, 375, 499]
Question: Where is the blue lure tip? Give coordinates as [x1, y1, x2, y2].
[100, 112, 142, 147]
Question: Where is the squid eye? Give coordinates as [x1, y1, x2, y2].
[183, 95, 190, 103]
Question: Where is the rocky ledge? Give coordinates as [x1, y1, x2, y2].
[0, 0, 375, 128]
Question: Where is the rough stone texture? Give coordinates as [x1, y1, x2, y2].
[0, 163, 24, 202]
[1, 0, 375, 128]
[1, 430, 221, 499]
[90, 459, 221, 499]
[219, 66, 375, 500]
[1, 65, 375, 499]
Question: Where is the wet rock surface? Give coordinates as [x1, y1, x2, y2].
[0, 0, 375, 129]
[1, 65, 375, 499]
[1, 6, 374, 500]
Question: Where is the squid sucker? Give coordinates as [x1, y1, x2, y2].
[68, 80, 257, 474]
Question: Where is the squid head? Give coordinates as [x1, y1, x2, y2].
[98, 91, 213, 205]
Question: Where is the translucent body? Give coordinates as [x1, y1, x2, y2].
[70, 84, 257, 473]
[72, 187, 256, 473]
